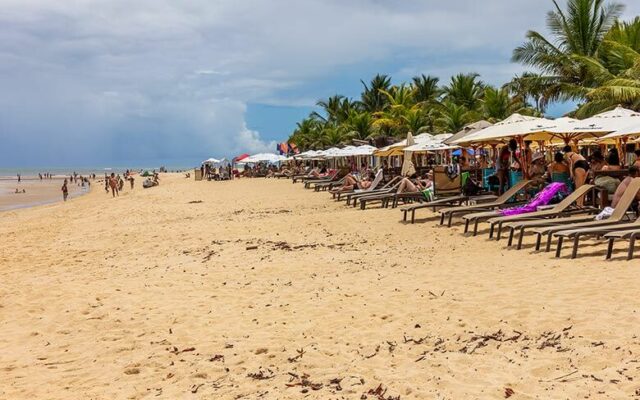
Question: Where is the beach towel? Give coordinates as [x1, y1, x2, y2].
[499, 182, 567, 216]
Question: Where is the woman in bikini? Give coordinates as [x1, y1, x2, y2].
[329, 171, 374, 194]
[563, 145, 589, 206]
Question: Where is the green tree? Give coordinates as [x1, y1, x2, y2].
[512, 0, 624, 102]
[360, 74, 392, 113]
[443, 73, 484, 111]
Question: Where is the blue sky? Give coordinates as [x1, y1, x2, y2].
[1, 0, 639, 167]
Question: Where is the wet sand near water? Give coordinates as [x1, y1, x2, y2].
[0, 178, 89, 211]
[1, 174, 639, 399]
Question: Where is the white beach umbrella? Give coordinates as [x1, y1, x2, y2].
[401, 132, 416, 176]
[549, 107, 640, 142]
[453, 113, 555, 145]
[404, 141, 459, 152]
[203, 158, 220, 164]
[242, 153, 286, 163]
[444, 120, 493, 145]
[350, 145, 377, 156]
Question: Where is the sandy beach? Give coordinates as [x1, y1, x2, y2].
[1, 174, 639, 399]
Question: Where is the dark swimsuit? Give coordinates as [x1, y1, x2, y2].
[573, 159, 589, 172]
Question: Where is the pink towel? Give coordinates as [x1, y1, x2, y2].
[500, 183, 567, 216]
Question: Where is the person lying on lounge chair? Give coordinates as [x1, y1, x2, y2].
[612, 166, 640, 208]
[330, 171, 374, 194]
[396, 174, 432, 195]
[308, 166, 329, 178]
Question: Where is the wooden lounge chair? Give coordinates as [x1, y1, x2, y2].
[604, 228, 640, 260]
[483, 184, 595, 241]
[314, 177, 345, 192]
[438, 180, 531, 227]
[357, 184, 410, 210]
[553, 217, 640, 259]
[400, 193, 498, 224]
[341, 177, 402, 205]
[328, 169, 383, 195]
[532, 178, 640, 253]
[304, 172, 340, 189]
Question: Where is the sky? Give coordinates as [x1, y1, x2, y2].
[1, 0, 639, 167]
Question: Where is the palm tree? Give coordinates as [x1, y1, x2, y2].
[401, 108, 431, 134]
[371, 85, 418, 137]
[435, 101, 475, 133]
[443, 73, 484, 111]
[411, 74, 441, 105]
[321, 125, 349, 147]
[512, 0, 624, 103]
[482, 87, 533, 121]
[342, 110, 376, 140]
[571, 47, 640, 117]
[360, 74, 392, 112]
[289, 116, 323, 150]
[598, 17, 640, 75]
[503, 72, 548, 113]
[313, 95, 345, 123]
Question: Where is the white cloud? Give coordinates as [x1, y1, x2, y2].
[235, 125, 278, 155]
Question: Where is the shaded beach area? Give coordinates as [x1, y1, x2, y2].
[1, 174, 639, 399]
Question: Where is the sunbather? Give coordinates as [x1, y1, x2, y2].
[330, 172, 374, 194]
[396, 174, 432, 195]
[612, 166, 640, 208]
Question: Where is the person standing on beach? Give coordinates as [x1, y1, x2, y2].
[109, 173, 119, 197]
[61, 179, 69, 201]
[129, 175, 135, 189]
[17, 173, 21, 183]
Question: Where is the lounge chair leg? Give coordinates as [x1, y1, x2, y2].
[555, 236, 563, 258]
[447, 213, 453, 227]
[629, 235, 637, 260]
[606, 238, 614, 260]
[411, 210, 415, 224]
[496, 223, 503, 241]
[534, 232, 542, 251]
[464, 219, 470, 233]
[571, 235, 580, 259]
[440, 213, 445, 225]
[507, 228, 515, 247]
[489, 223, 495, 239]
[545, 233, 554, 252]
[403, 210, 407, 222]
[473, 220, 479, 236]
[516, 228, 525, 250]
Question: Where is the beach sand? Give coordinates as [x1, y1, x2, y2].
[1, 174, 639, 399]
[0, 178, 88, 211]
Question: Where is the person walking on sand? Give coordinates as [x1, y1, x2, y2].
[109, 173, 119, 197]
[61, 179, 69, 202]
[17, 173, 21, 183]
[129, 175, 135, 189]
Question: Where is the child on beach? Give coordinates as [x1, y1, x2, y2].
[61, 179, 69, 201]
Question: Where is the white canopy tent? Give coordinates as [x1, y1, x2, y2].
[202, 158, 221, 164]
